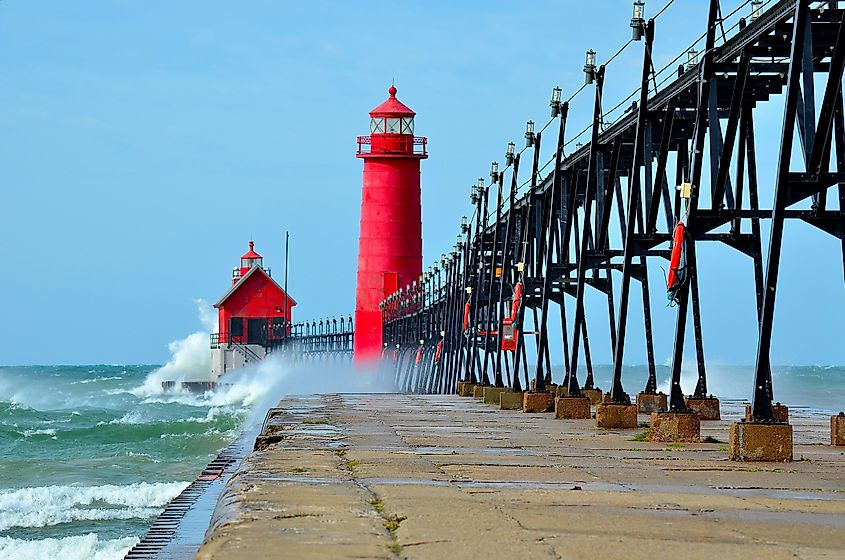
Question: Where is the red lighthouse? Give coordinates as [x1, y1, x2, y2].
[354, 85, 428, 364]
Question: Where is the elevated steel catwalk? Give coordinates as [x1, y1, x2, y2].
[380, 0, 845, 423]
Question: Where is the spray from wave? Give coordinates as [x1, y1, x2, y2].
[0, 307, 395, 560]
[132, 299, 215, 398]
[137, 353, 394, 430]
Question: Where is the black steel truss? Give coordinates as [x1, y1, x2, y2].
[379, 0, 845, 422]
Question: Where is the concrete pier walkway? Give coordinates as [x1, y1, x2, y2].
[196, 394, 845, 559]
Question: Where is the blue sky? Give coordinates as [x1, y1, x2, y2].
[1, 1, 842, 366]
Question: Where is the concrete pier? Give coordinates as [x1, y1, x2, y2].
[636, 392, 667, 413]
[196, 394, 845, 559]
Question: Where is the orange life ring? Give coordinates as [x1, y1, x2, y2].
[667, 220, 688, 304]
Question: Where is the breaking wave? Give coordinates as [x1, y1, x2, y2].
[131, 299, 215, 398]
[0, 482, 188, 531]
[0, 534, 139, 560]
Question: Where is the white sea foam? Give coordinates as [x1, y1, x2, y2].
[0, 481, 188, 531]
[159, 427, 228, 439]
[100, 410, 151, 426]
[124, 451, 161, 463]
[21, 428, 57, 437]
[175, 406, 235, 424]
[0, 534, 138, 560]
[131, 299, 215, 398]
[99, 406, 240, 427]
[74, 376, 124, 385]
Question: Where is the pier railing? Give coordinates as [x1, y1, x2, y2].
[266, 316, 354, 360]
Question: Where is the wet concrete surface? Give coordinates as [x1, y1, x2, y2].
[194, 394, 845, 559]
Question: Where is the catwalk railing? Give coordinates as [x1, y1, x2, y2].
[379, 0, 845, 421]
[266, 316, 355, 360]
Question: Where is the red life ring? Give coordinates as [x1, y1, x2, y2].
[510, 282, 523, 320]
[463, 299, 471, 331]
[667, 220, 688, 304]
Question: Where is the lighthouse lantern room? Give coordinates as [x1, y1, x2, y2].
[211, 241, 296, 378]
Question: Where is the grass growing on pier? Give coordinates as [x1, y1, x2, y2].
[289, 467, 308, 474]
[369, 498, 407, 555]
[630, 429, 650, 442]
[345, 459, 362, 470]
[383, 513, 407, 533]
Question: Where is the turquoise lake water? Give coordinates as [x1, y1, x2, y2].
[0, 362, 841, 559]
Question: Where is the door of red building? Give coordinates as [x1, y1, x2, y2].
[247, 318, 266, 345]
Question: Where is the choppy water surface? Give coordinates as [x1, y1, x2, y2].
[0, 362, 840, 559]
[0, 365, 251, 559]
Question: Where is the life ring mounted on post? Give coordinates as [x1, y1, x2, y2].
[501, 282, 523, 351]
[463, 298, 471, 332]
[667, 220, 689, 306]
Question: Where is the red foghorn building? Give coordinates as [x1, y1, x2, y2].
[210, 241, 296, 378]
[354, 85, 427, 365]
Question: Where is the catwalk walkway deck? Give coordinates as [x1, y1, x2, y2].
[195, 393, 844, 560]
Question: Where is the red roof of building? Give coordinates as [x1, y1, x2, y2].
[213, 265, 297, 308]
[369, 85, 416, 117]
[241, 240, 262, 260]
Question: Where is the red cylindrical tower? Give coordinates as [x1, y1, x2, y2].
[354, 85, 427, 365]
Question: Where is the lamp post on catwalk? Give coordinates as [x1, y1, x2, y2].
[353, 85, 428, 366]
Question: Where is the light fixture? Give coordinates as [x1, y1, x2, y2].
[461, 215, 469, 233]
[686, 49, 698, 71]
[525, 120, 535, 148]
[505, 142, 516, 166]
[751, 0, 762, 21]
[470, 183, 479, 204]
[549, 86, 562, 117]
[631, 1, 645, 41]
[490, 161, 499, 182]
[584, 50, 597, 84]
